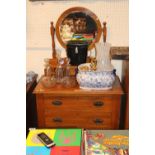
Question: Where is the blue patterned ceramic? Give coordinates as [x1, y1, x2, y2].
[76, 63, 116, 90]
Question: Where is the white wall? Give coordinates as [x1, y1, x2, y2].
[26, 0, 129, 80]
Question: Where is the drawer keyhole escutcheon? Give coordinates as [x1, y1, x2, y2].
[94, 101, 104, 107]
[52, 100, 62, 106]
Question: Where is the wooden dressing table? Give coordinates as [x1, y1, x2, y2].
[34, 76, 123, 129]
[33, 7, 125, 130]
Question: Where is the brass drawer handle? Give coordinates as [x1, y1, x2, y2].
[94, 119, 103, 124]
[53, 117, 63, 123]
[94, 101, 104, 107]
[52, 100, 62, 106]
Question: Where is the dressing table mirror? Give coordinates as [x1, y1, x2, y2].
[49, 7, 107, 74]
[55, 7, 102, 50]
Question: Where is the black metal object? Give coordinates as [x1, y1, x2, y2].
[53, 117, 63, 123]
[52, 100, 62, 106]
[93, 101, 104, 107]
[66, 41, 88, 66]
[94, 119, 103, 124]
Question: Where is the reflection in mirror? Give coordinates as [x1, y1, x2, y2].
[60, 12, 97, 43]
[56, 7, 102, 50]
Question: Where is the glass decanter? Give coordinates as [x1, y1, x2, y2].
[62, 58, 76, 88]
[41, 58, 56, 88]
[55, 58, 64, 84]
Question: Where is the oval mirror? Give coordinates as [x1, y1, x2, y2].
[56, 7, 102, 50]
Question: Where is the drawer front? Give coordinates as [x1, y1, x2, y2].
[44, 96, 117, 112]
[45, 112, 80, 128]
[44, 110, 112, 129]
[43, 96, 120, 129]
[44, 97, 80, 110]
[79, 112, 112, 129]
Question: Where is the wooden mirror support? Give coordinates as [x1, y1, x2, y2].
[103, 22, 107, 43]
[55, 7, 102, 50]
[50, 22, 56, 59]
[49, 22, 58, 69]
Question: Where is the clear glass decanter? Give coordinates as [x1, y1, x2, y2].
[41, 58, 56, 88]
[63, 58, 76, 88]
[55, 58, 64, 84]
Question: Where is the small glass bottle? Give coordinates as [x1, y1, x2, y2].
[55, 58, 64, 84]
[42, 58, 56, 88]
[63, 58, 76, 88]
[46, 63, 52, 77]
[44, 58, 52, 77]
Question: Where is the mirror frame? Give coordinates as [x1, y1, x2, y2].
[55, 7, 102, 50]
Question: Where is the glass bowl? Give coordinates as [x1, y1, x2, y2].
[41, 76, 56, 88]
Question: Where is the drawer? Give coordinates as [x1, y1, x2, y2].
[44, 96, 117, 112]
[44, 110, 112, 129]
[80, 112, 112, 129]
[44, 97, 81, 110]
[45, 111, 83, 128]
